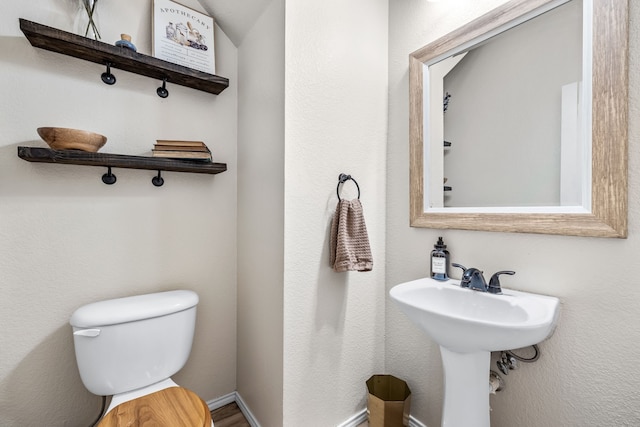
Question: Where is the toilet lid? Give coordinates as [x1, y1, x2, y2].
[98, 386, 212, 427]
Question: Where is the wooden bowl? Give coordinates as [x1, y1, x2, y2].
[37, 127, 107, 152]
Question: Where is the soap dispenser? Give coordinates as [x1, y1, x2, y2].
[430, 237, 450, 281]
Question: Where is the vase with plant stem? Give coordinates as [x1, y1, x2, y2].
[74, 0, 101, 40]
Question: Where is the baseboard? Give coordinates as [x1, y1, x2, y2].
[409, 416, 428, 427]
[337, 408, 427, 427]
[207, 392, 236, 410]
[207, 392, 261, 427]
[337, 408, 368, 426]
[234, 393, 261, 427]
[208, 396, 426, 427]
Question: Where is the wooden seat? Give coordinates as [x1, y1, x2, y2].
[98, 387, 212, 427]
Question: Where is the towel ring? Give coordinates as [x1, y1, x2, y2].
[336, 173, 360, 201]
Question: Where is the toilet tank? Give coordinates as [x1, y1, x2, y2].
[70, 290, 199, 396]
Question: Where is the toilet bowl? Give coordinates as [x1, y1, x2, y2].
[70, 290, 213, 426]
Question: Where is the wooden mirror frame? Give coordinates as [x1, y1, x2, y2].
[409, 0, 628, 238]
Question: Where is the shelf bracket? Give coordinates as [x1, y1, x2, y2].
[152, 170, 165, 187]
[102, 166, 117, 185]
[157, 78, 169, 98]
[101, 62, 116, 85]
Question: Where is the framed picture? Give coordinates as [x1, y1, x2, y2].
[152, 0, 215, 74]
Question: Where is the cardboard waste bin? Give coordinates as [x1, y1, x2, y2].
[366, 375, 411, 427]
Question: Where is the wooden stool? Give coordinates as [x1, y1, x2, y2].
[98, 387, 211, 427]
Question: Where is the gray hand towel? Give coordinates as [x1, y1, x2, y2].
[330, 199, 373, 272]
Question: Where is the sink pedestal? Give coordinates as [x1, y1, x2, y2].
[440, 348, 491, 427]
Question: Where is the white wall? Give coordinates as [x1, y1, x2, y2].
[283, 0, 389, 425]
[388, 0, 640, 426]
[236, 0, 285, 425]
[0, 2, 238, 425]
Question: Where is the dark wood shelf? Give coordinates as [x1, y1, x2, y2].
[19, 19, 229, 95]
[18, 146, 227, 175]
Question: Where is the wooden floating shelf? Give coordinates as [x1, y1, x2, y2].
[18, 146, 227, 175]
[19, 19, 229, 95]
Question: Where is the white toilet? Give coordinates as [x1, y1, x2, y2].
[70, 290, 213, 427]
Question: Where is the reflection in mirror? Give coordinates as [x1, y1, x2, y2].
[409, 0, 628, 237]
[441, 1, 582, 208]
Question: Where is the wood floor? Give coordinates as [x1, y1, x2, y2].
[210, 402, 370, 426]
[210, 402, 251, 427]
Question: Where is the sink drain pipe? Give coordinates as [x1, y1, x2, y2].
[490, 344, 542, 393]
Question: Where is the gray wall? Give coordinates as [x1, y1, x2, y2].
[237, 0, 285, 425]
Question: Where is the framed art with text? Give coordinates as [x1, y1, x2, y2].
[152, 0, 215, 74]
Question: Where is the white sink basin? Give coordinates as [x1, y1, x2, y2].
[390, 277, 560, 427]
[389, 277, 560, 353]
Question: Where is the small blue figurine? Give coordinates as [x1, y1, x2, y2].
[115, 33, 137, 52]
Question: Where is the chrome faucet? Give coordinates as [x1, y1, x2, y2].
[452, 264, 515, 294]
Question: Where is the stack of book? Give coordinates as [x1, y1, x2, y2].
[152, 140, 212, 161]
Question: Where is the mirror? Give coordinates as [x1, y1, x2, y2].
[409, 0, 628, 237]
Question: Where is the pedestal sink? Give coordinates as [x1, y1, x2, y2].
[390, 277, 560, 427]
